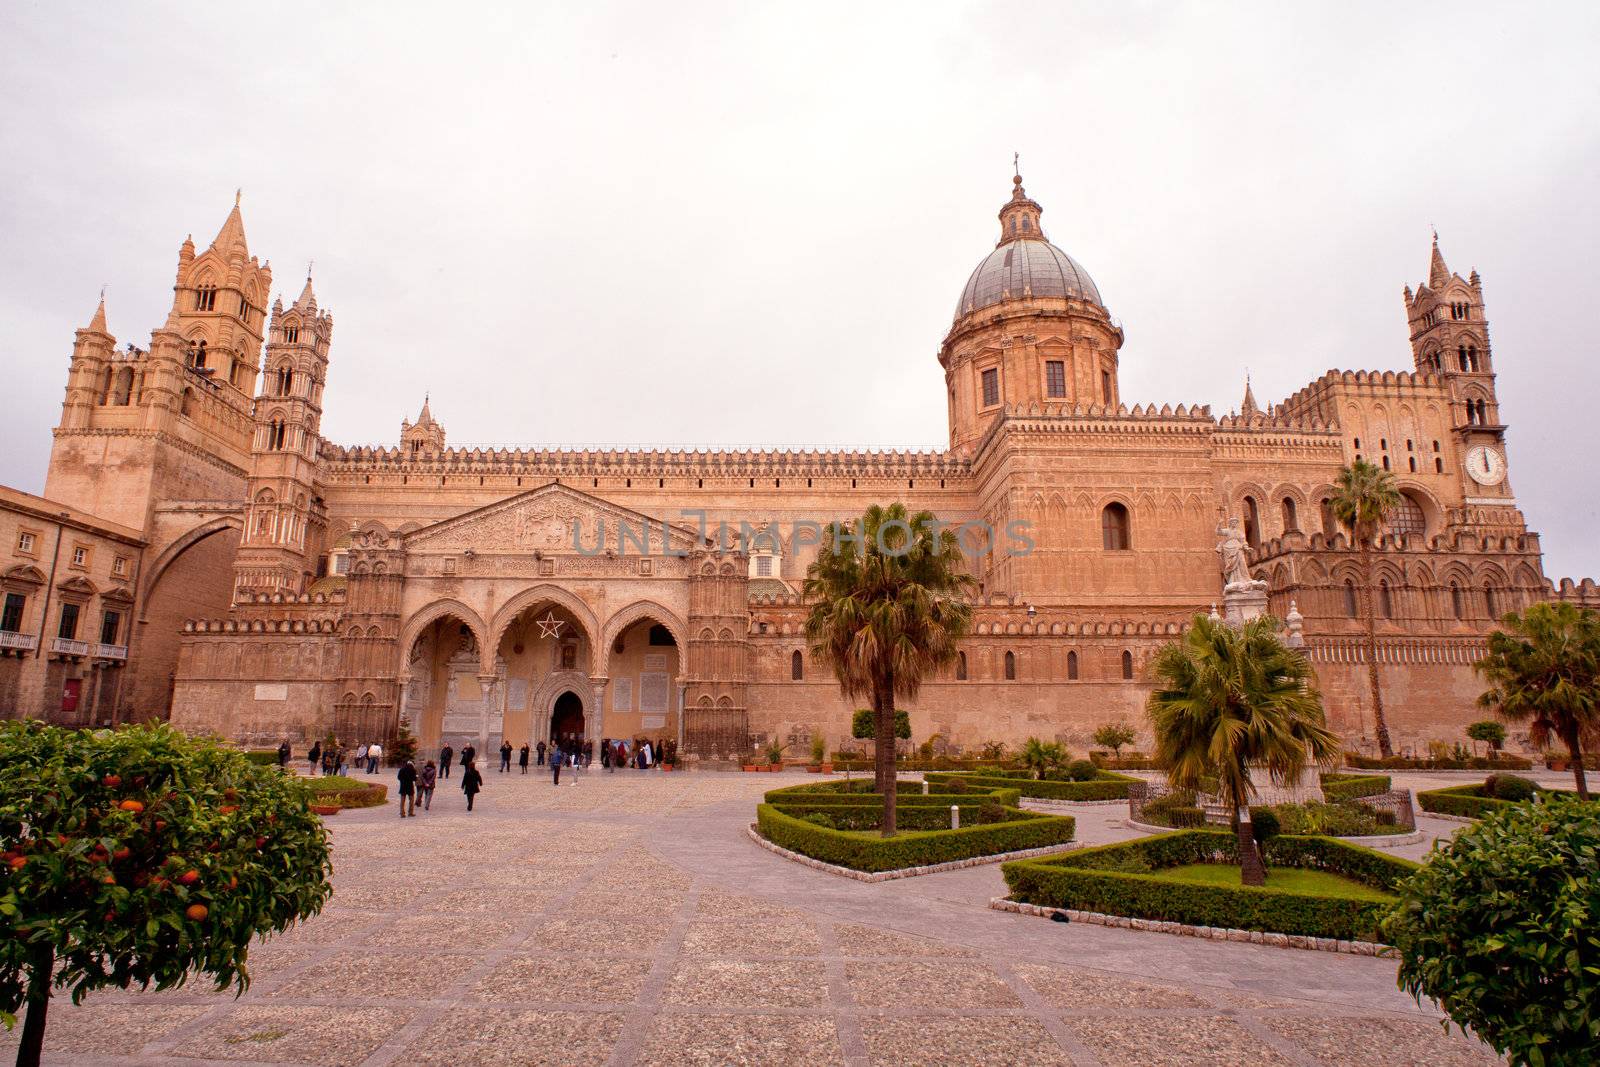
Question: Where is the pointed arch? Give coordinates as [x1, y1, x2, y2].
[397, 599, 489, 675]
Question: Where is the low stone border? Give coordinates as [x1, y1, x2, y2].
[1022, 797, 1129, 811]
[1417, 810, 1478, 825]
[988, 896, 1395, 957]
[745, 824, 1079, 883]
[1122, 817, 1423, 846]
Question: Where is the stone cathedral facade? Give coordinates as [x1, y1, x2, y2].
[4, 173, 1596, 759]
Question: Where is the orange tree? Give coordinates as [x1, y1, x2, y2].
[0, 722, 332, 1067]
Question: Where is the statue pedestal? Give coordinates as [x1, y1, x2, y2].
[1222, 579, 1270, 626]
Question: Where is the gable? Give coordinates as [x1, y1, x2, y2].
[403, 483, 705, 555]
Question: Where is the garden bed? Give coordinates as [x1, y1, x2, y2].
[923, 768, 1139, 801]
[763, 779, 1022, 808]
[755, 802, 1075, 874]
[1001, 830, 1418, 943]
[1345, 753, 1532, 771]
[1415, 780, 1585, 819]
[301, 775, 387, 809]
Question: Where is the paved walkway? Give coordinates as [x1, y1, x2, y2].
[4, 768, 1503, 1066]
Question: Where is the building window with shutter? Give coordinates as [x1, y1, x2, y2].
[1045, 360, 1066, 398]
[981, 367, 999, 407]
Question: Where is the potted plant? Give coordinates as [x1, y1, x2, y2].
[660, 738, 677, 772]
[739, 748, 760, 772]
[765, 738, 787, 771]
[1546, 750, 1571, 772]
[807, 733, 826, 772]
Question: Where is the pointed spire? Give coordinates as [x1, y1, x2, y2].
[417, 394, 433, 425]
[293, 267, 317, 311]
[1240, 373, 1259, 417]
[87, 290, 108, 334]
[207, 193, 248, 258]
[1429, 229, 1450, 289]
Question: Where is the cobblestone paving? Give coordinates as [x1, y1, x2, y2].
[3, 769, 1502, 1065]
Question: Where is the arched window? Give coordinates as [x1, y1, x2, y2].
[1458, 345, 1470, 372]
[1484, 585, 1498, 619]
[1320, 498, 1336, 536]
[1121, 650, 1134, 680]
[790, 650, 803, 681]
[1101, 502, 1131, 551]
[1243, 496, 1260, 548]
[1389, 493, 1426, 539]
[1004, 651, 1016, 680]
[1467, 345, 1478, 371]
[1066, 650, 1078, 680]
[180, 388, 193, 416]
[196, 284, 217, 311]
[1409, 456, 1417, 472]
[284, 324, 299, 343]
[956, 652, 967, 681]
[111, 366, 133, 405]
[276, 366, 293, 395]
[1450, 582, 1464, 620]
[1378, 580, 1394, 619]
[269, 419, 287, 450]
[1343, 580, 1358, 617]
[1281, 497, 1298, 533]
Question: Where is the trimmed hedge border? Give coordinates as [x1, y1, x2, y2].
[302, 776, 387, 809]
[1001, 830, 1418, 943]
[763, 780, 1022, 808]
[988, 896, 1394, 956]
[1345, 753, 1532, 771]
[924, 769, 1139, 801]
[756, 802, 1075, 873]
[1121, 817, 1422, 847]
[747, 824, 1078, 881]
[1413, 783, 1586, 819]
[1320, 773, 1392, 801]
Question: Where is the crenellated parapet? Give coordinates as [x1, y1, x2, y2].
[1546, 576, 1600, 608]
[182, 615, 341, 635]
[1276, 368, 1448, 425]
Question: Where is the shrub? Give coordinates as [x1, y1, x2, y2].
[1003, 831, 1417, 942]
[809, 733, 826, 764]
[1267, 800, 1400, 837]
[851, 709, 911, 741]
[977, 800, 1008, 824]
[800, 812, 835, 829]
[924, 770, 1137, 802]
[1248, 807, 1281, 844]
[756, 804, 1075, 872]
[302, 776, 387, 808]
[1167, 806, 1207, 828]
[241, 749, 281, 766]
[387, 723, 418, 767]
[0, 722, 332, 1062]
[1320, 773, 1391, 801]
[1463, 719, 1506, 755]
[1485, 773, 1538, 802]
[1064, 759, 1100, 782]
[1384, 795, 1600, 1066]
[1345, 752, 1532, 771]
[1136, 790, 1202, 828]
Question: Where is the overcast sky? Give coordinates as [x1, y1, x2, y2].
[2, 2, 1597, 579]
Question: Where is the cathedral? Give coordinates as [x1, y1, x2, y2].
[3, 173, 1595, 760]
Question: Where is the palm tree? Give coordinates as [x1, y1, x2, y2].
[1330, 459, 1402, 757]
[1475, 601, 1600, 799]
[804, 504, 973, 835]
[1148, 614, 1341, 885]
[1020, 737, 1068, 781]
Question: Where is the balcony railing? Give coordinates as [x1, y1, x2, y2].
[0, 631, 38, 653]
[95, 643, 128, 661]
[50, 637, 90, 658]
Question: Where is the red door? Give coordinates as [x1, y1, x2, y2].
[61, 678, 82, 717]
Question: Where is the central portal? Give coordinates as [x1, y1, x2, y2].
[550, 691, 584, 749]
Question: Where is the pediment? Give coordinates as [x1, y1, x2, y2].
[56, 575, 98, 597]
[404, 484, 706, 555]
[3, 563, 47, 586]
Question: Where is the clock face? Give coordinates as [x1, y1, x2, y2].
[1465, 445, 1507, 486]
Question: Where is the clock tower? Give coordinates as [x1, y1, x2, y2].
[1403, 234, 1520, 531]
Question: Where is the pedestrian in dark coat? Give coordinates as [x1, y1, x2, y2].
[461, 744, 476, 770]
[419, 760, 437, 811]
[536, 740, 546, 766]
[518, 744, 530, 774]
[440, 744, 454, 779]
[461, 760, 483, 812]
[308, 741, 321, 774]
[278, 739, 291, 767]
[397, 759, 417, 817]
[550, 745, 562, 786]
[499, 741, 513, 773]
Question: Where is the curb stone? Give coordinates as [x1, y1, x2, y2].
[745, 824, 1079, 882]
[987, 896, 1396, 957]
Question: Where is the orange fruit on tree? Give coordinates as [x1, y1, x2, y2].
[185, 903, 208, 921]
[118, 799, 144, 813]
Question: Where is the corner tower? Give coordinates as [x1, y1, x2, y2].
[939, 168, 1123, 455]
[234, 274, 334, 594]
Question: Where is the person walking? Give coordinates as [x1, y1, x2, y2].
[536, 740, 546, 767]
[277, 739, 291, 768]
[367, 740, 383, 774]
[355, 742, 369, 773]
[308, 740, 321, 776]
[550, 744, 563, 786]
[320, 744, 334, 776]
[461, 743, 476, 771]
[518, 743, 530, 774]
[499, 740, 513, 773]
[335, 744, 348, 776]
[461, 759, 483, 812]
[419, 759, 437, 812]
[397, 757, 417, 817]
[440, 743, 454, 780]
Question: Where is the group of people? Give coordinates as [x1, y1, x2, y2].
[385, 735, 673, 812]
[303, 738, 385, 777]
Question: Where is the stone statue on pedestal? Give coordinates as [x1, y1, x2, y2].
[1216, 513, 1269, 625]
[1215, 516, 1253, 587]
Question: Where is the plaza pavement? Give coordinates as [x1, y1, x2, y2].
[3, 765, 1512, 1066]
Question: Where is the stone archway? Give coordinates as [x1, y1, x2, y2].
[549, 690, 585, 751]
[132, 518, 243, 721]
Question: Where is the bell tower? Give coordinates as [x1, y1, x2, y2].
[1403, 233, 1515, 509]
[234, 274, 334, 594]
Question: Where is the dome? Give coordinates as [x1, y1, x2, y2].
[954, 238, 1101, 321]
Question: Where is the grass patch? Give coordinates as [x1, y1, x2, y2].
[1159, 863, 1398, 902]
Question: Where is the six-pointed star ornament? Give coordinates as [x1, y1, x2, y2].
[535, 611, 566, 639]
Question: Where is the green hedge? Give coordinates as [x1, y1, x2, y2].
[771, 801, 1020, 831]
[756, 803, 1075, 873]
[1416, 784, 1517, 819]
[1346, 753, 1532, 771]
[924, 769, 1138, 801]
[1320, 772, 1391, 800]
[1002, 830, 1418, 942]
[302, 776, 387, 808]
[764, 780, 1021, 807]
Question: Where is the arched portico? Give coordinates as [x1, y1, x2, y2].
[487, 584, 602, 674]
[600, 601, 685, 755]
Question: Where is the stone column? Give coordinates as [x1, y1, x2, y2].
[477, 673, 500, 756]
[588, 676, 608, 744]
[396, 674, 413, 729]
[676, 682, 688, 756]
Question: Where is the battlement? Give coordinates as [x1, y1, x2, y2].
[1546, 576, 1600, 607]
[322, 443, 972, 479]
[1251, 527, 1544, 562]
[1277, 368, 1447, 422]
[182, 615, 341, 635]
